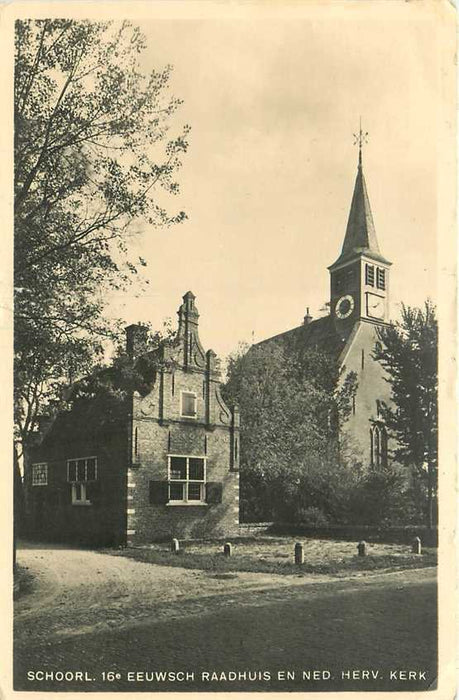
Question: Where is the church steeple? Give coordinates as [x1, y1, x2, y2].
[330, 127, 390, 270]
[328, 127, 392, 325]
[339, 159, 380, 261]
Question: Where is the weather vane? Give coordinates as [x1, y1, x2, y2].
[353, 118, 368, 166]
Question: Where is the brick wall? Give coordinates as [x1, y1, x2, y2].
[127, 348, 239, 543]
[26, 422, 128, 546]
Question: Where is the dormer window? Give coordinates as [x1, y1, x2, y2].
[376, 268, 386, 290]
[181, 391, 197, 418]
[365, 264, 375, 287]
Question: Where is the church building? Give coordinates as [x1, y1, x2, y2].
[254, 134, 392, 468]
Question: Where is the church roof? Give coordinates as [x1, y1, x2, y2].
[253, 314, 350, 360]
[329, 154, 391, 270]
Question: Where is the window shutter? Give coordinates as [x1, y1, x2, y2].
[149, 480, 169, 505]
[86, 480, 101, 506]
[206, 482, 223, 504]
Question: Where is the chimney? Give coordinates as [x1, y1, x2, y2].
[126, 323, 149, 360]
[304, 307, 313, 325]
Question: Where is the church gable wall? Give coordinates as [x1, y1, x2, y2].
[339, 321, 393, 466]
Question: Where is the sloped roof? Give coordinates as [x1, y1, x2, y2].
[254, 314, 351, 360]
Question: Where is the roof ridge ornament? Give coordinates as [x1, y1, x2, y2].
[353, 118, 369, 169]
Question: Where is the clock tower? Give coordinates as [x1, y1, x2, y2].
[328, 132, 391, 328]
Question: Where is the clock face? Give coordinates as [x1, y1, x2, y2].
[366, 293, 385, 319]
[335, 294, 355, 319]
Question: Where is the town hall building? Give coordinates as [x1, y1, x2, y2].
[25, 292, 240, 546]
[254, 136, 392, 468]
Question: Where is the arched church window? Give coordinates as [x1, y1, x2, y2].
[370, 424, 388, 469]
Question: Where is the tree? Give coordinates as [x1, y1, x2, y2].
[373, 301, 438, 527]
[14, 20, 190, 453]
[43, 325, 176, 451]
[347, 466, 408, 527]
[223, 342, 358, 523]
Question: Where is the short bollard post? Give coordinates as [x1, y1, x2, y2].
[357, 541, 366, 557]
[223, 542, 232, 557]
[412, 536, 422, 554]
[294, 542, 304, 565]
[170, 538, 180, 553]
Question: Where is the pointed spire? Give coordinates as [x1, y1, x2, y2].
[341, 161, 380, 257]
[329, 125, 391, 269]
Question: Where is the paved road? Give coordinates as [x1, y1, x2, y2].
[14, 543, 437, 692]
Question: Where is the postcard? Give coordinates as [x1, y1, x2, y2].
[1, 1, 456, 698]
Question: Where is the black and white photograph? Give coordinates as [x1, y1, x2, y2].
[3, 1, 456, 696]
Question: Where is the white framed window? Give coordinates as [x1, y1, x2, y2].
[32, 463, 48, 486]
[71, 482, 89, 504]
[376, 267, 386, 290]
[180, 391, 197, 418]
[168, 455, 206, 503]
[67, 456, 97, 505]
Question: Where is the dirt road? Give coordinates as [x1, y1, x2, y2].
[15, 541, 336, 646]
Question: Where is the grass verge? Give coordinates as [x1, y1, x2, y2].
[103, 537, 437, 576]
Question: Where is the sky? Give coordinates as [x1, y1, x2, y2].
[105, 5, 445, 361]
